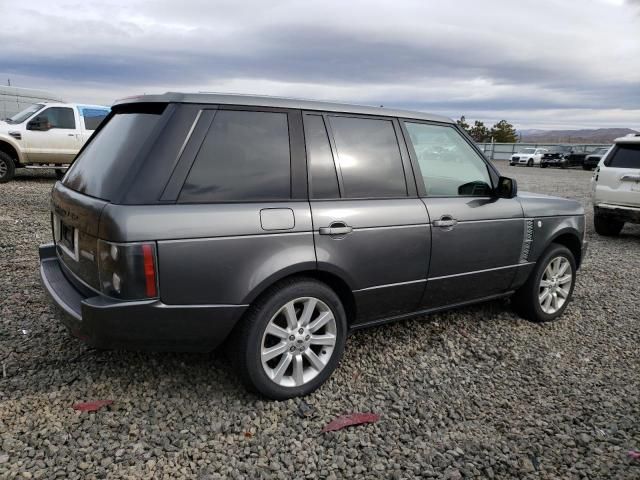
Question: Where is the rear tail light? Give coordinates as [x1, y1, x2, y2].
[97, 240, 158, 300]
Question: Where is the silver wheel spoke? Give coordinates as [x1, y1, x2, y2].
[292, 355, 304, 386]
[262, 342, 289, 362]
[558, 274, 572, 285]
[310, 333, 336, 346]
[304, 349, 325, 371]
[283, 301, 298, 330]
[308, 311, 332, 333]
[298, 298, 317, 327]
[558, 261, 570, 276]
[265, 323, 289, 339]
[557, 287, 569, 298]
[540, 279, 552, 288]
[271, 353, 293, 383]
[539, 289, 551, 304]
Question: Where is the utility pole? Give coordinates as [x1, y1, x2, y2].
[7, 78, 10, 86]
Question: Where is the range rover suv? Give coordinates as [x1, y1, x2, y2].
[39, 93, 587, 399]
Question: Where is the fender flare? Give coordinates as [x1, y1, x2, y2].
[0, 135, 25, 164]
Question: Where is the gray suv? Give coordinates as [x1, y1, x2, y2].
[39, 93, 587, 399]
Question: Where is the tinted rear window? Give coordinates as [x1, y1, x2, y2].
[64, 108, 164, 201]
[179, 110, 291, 203]
[606, 144, 640, 168]
[328, 116, 406, 198]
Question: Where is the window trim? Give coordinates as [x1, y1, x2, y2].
[317, 112, 412, 200]
[171, 105, 299, 205]
[399, 119, 499, 199]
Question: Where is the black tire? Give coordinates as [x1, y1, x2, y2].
[512, 243, 576, 323]
[594, 213, 623, 236]
[540, 163, 548, 169]
[509, 163, 515, 166]
[527, 159, 533, 167]
[0, 151, 16, 183]
[560, 161, 568, 169]
[582, 165, 591, 171]
[55, 169, 66, 180]
[231, 278, 347, 399]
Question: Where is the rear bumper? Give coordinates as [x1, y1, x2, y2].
[39, 243, 246, 351]
[595, 204, 640, 224]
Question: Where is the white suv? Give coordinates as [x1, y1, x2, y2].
[0, 102, 110, 182]
[591, 134, 640, 236]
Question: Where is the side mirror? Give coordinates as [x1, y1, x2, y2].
[496, 176, 517, 198]
[27, 116, 51, 131]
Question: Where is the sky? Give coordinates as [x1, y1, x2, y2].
[1, 0, 639, 130]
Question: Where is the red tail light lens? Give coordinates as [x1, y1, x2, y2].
[142, 244, 157, 298]
[97, 240, 158, 300]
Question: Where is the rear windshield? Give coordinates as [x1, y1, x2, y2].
[606, 144, 640, 168]
[63, 105, 165, 200]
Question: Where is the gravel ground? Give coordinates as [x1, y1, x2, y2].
[1, 165, 639, 479]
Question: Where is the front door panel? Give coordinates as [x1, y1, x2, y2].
[421, 197, 524, 308]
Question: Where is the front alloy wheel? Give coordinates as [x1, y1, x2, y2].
[232, 279, 346, 399]
[538, 256, 573, 314]
[512, 243, 576, 322]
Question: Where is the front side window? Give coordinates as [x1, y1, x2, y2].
[180, 110, 291, 203]
[327, 116, 406, 198]
[404, 122, 493, 197]
[35, 107, 76, 129]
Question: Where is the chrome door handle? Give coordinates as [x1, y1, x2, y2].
[319, 222, 353, 236]
[433, 216, 458, 228]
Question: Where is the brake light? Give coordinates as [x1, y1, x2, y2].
[97, 240, 158, 300]
[142, 244, 157, 298]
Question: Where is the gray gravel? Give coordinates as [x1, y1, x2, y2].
[1, 165, 639, 479]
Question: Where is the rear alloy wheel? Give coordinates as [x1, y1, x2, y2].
[512, 243, 576, 322]
[232, 279, 347, 399]
[594, 212, 624, 236]
[527, 159, 533, 167]
[0, 151, 16, 183]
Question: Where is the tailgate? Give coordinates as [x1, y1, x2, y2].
[51, 182, 108, 290]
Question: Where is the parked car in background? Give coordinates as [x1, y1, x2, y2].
[591, 134, 640, 236]
[509, 147, 548, 167]
[583, 146, 611, 170]
[0, 102, 110, 182]
[39, 93, 586, 399]
[540, 146, 585, 169]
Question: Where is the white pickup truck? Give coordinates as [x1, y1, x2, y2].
[0, 102, 110, 182]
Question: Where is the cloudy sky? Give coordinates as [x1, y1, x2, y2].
[1, 0, 639, 130]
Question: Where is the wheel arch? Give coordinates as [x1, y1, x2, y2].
[550, 230, 583, 268]
[0, 138, 24, 165]
[241, 267, 357, 326]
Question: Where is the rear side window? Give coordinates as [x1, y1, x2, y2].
[80, 107, 110, 130]
[303, 114, 339, 199]
[606, 144, 640, 168]
[179, 110, 291, 203]
[327, 116, 406, 198]
[38, 107, 76, 129]
[64, 108, 164, 200]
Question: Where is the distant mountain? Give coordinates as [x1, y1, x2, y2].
[518, 128, 638, 144]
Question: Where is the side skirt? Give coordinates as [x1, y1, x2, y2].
[349, 291, 514, 331]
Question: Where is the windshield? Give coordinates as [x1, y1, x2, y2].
[5, 104, 45, 124]
[594, 147, 609, 155]
[519, 148, 536, 154]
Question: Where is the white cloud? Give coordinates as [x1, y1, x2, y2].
[0, 0, 638, 129]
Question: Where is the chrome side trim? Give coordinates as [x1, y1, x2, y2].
[175, 109, 203, 162]
[161, 231, 313, 244]
[428, 262, 533, 281]
[353, 278, 427, 292]
[352, 223, 430, 232]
